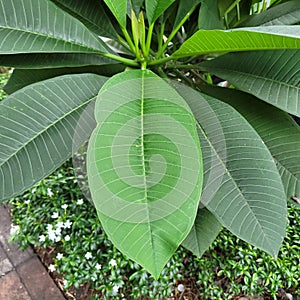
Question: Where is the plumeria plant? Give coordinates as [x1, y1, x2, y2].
[0, 0, 300, 278]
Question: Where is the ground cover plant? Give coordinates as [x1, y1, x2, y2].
[0, 0, 300, 279]
[8, 162, 300, 299]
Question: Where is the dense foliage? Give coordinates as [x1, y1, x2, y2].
[1, 0, 300, 276]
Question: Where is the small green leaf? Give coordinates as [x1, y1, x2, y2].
[199, 49, 300, 117]
[103, 0, 127, 28]
[87, 70, 203, 278]
[172, 82, 287, 257]
[0, 74, 107, 201]
[183, 208, 221, 257]
[174, 26, 300, 57]
[146, 0, 175, 24]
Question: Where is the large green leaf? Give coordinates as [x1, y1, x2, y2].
[4, 65, 124, 94]
[183, 207, 221, 257]
[240, 0, 300, 26]
[0, 0, 110, 54]
[103, 0, 127, 28]
[198, 0, 225, 30]
[0, 53, 115, 69]
[87, 70, 203, 277]
[172, 82, 287, 257]
[173, 26, 300, 57]
[146, 0, 175, 24]
[50, 0, 117, 38]
[201, 85, 300, 203]
[0, 74, 107, 201]
[199, 49, 300, 117]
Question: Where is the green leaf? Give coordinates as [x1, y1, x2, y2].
[183, 208, 221, 257]
[0, 53, 115, 69]
[240, 0, 300, 26]
[129, 0, 144, 16]
[87, 70, 203, 278]
[173, 26, 300, 57]
[103, 0, 127, 28]
[0, 0, 110, 54]
[0, 73, 107, 201]
[146, 0, 175, 24]
[172, 82, 287, 257]
[199, 49, 300, 117]
[4, 65, 124, 94]
[198, 0, 225, 30]
[201, 85, 300, 204]
[50, 0, 118, 38]
[174, 0, 201, 29]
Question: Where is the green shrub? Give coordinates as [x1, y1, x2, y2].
[10, 163, 300, 300]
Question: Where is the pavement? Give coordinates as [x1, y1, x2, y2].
[0, 204, 65, 300]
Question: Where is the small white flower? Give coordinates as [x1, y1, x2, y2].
[55, 235, 61, 242]
[31, 188, 36, 194]
[64, 235, 70, 241]
[51, 212, 59, 219]
[48, 264, 56, 272]
[177, 284, 185, 292]
[91, 277, 96, 282]
[24, 199, 31, 204]
[47, 224, 53, 231]
[63, 279, 68, 287]
[64, 220, 72, 229]
[10, 224, 20, 236]
[56, 253, 63, 260]
[47, 188, 54, 197]
[56, 222, 64, 228]
[95, 263, 102, 270]
[55, 227, 62, 235]
[112, 285, 120, 294]
[85, 252, 92, 260]
[39, 235, 46, 242]
[61, 204, 68, 209]
[109, 259, 117, 267]
[77, 198, 84, 205]
[48, 231, 56, 242]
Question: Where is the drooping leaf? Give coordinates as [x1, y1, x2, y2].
[171, 82, 287, 257]
[200, 85, 300, 204]
[198, 0, 225, 30]
[199, 49, 300, 117]
[87, 70, 203, 278]
[0, 74, 107, 201]
[174, 26, 300, 57]
[4, 65, 124, 94]
[183, 207, 221, 257]
[103, 0, 127, 28]
[0, 0, 110, 54]
[173, 0, 201, 29]
[146, 0, 175, 24]
[240, 0, 300, 27]
[50, 0, 118, 38]
[0, 53, 115, 69]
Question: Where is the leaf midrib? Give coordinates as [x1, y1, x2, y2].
[0, 25, 104, 54]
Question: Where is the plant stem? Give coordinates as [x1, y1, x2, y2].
[144, 22, 155, 58]
[166, 64, 204, 70]
[156, 6, 196, 58]
[101, 52, 139, 67]
[147, 55, 175, 66]
[121, 27, 137, 56]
